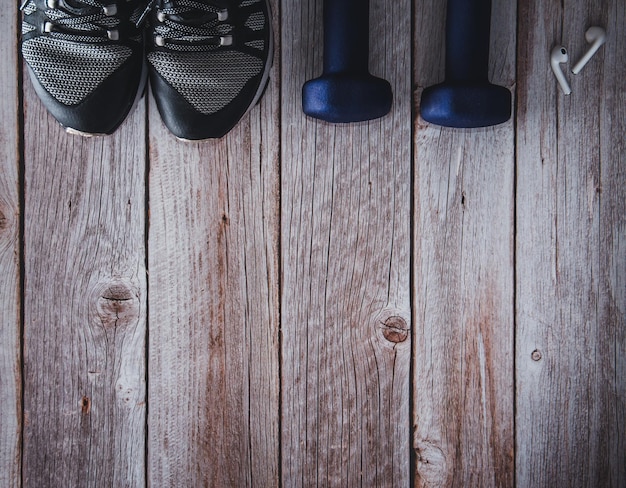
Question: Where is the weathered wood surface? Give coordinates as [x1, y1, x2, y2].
[281, 0, 412, 485]
[516, 0, 626, 486]
[21, 83, 147, 486]
[2, 0, 625, 486]
[0, 4, 21, 488]
[146, 2, 280, 485]
[412, 0, 516, 486]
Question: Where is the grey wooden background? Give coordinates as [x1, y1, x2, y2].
[1, 0, 625, 486]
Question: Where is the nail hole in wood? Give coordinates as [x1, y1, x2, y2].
[81, 396, 91, 414]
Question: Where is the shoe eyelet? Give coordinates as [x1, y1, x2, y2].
[103, 4, 117, 16]
[155, 35, 165, 47]
[157, 11, 166, 22]
[107, 29, 119, 40]
[43, 21, 54, 33]
[218, 9, 228, 21]
[220, 35, 233, 46]
[46, 0, 57, 9]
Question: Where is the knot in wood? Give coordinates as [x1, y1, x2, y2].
[95, 280, 139, 330]
[415, 440, 446, 485]
[0, 208, 9, 231]
[382, 316, 409, 343]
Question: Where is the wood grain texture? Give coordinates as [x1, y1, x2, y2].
[516, 0, 626, 485]
[281, 0, 412, 485]
[21, 83, 147, 487]
[0, 4, 21, 487]
[6, 1, 625, 486]
[146, 4, 280, 485]
[412, 0, 516, 486]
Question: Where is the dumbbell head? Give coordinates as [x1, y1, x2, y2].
[301, 0, 393, 123]
[419, 0, 512, 128]
[420, 82, 511, 128]
[302, 73, 393, 123]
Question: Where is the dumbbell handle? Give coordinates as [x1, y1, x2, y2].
[445, 0, 491, 83]
[323, 0, 369, 74]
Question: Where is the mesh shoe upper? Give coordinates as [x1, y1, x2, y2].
[22, 37, 132, 105]
[146, 0, 273, 140]
[21, 0, 147, 135]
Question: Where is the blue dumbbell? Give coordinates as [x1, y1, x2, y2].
[302, 0, 393, 123]
[420, 0, 511, 128]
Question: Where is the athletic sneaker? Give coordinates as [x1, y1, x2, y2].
[21, 0, 148, 136]
[146, 0, 273, 140]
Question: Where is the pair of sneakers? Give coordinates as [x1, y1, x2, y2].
[21, 0, 273, 140]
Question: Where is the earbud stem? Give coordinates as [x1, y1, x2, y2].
[571, 46, 600, 74]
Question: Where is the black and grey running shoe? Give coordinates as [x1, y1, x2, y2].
[21, 0, 148, 136]
[146, 0, 273, 140]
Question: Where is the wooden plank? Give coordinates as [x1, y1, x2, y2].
[516, 0, 626, 485]
[21, 83, 147, 486]
[0, 3, 22, 487]
[412, 0, 516, 486]
[281, 0, 412, 485]
[146, 4, 280, 486]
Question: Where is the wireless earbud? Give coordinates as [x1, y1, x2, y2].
[572, 26, 606, 74]
[551, 46, 571, 95]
